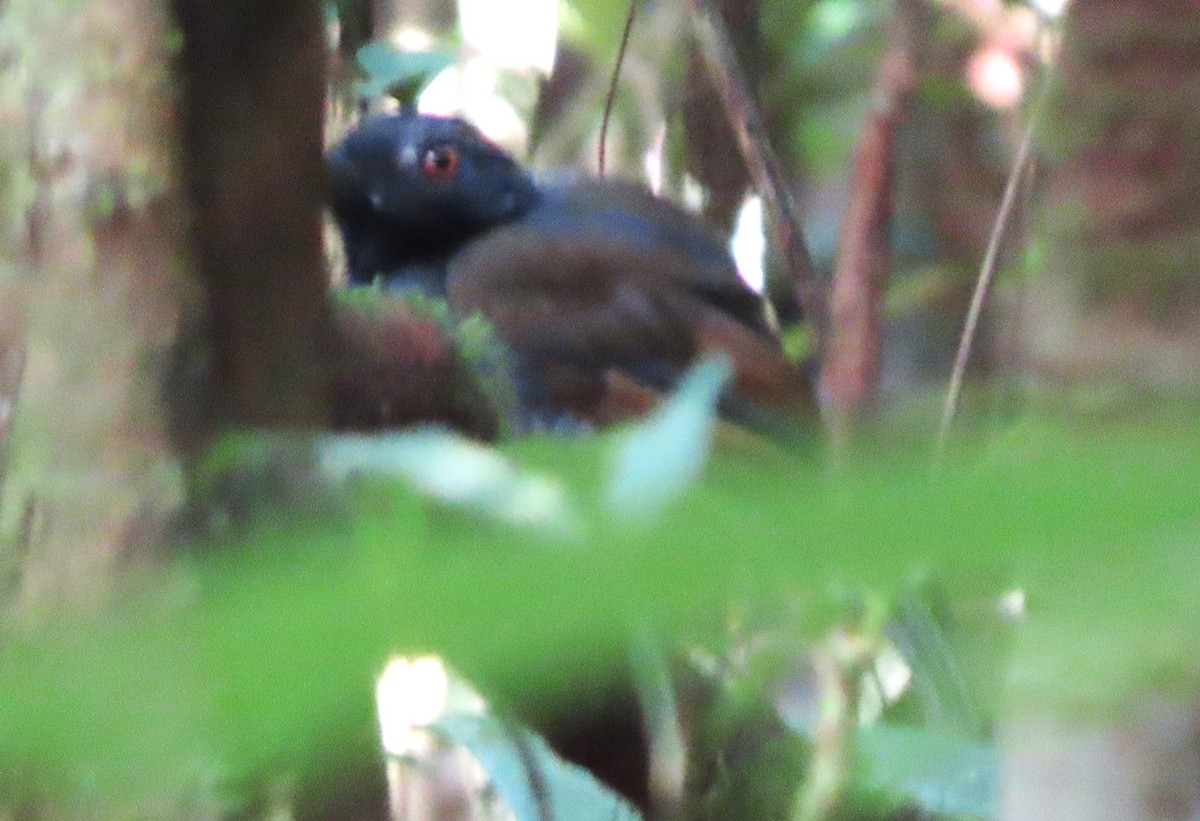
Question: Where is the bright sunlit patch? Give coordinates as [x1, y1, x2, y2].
[419, 60, 530, 153]
[874, 643, 914, 703]
[457, 0, 558, 75]
[998, 588, 1027, 620]
[642, 124, 667, 196]
[1028, 0, 1070, 17]
[377, 655, 450, 757]
[415, 0, 560, 152]
[849, 636, 912, 725]
[966, 45, 1025, 110]
[809, 0, 866, 40]
[389, 25, 434, 52]
[730, 194, 766, 294]
[680, 174, 706, 213]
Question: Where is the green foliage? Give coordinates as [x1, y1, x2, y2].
[435, 712, 643, 821]
[761, 0, 889, 179]
[606, 356, 732, 522]
[320, 430, 580, 539]
[683, 682, 808, 820]
[333, 286, 520, 433]
[855, 725, 998, 818]
[379, 290, 513, 385]
[558, 0, 639, 57]
[2, 409, 1200, 816]
[354, 42, 455, 107]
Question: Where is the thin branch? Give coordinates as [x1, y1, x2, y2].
[820, 7, 916, 452]
[933, 79, 1052, 468]
[598, 0, 638, 175]
[793, 643, 851, 821]
[688, 0, 825, 343]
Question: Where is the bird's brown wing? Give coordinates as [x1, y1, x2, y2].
[534, 176, 774, 334]
[446, 224, 814, 427]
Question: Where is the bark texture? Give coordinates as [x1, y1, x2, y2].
[0, 0, 194, 616]
[171, 0, 334, 434]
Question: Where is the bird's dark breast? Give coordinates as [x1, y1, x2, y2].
[337, 207, 490, 291]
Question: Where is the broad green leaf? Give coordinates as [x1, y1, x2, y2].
[2, 416, 1200, 811]
[319, 429, 580, 538]
[857, 725, 999, 819]
[356, 43, 455, 105]
[435, 712, 642, 821]
[605, 355, 733, 522]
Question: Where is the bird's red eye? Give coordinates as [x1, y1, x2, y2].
[420, 145, 460, 180]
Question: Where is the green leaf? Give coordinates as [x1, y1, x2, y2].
[4, 415, 1200, 813]
[887, 593, 986, 736]
[605, 355, 733, 523]
[856, 725, 999, 819]
[319, 429, 580, 539]
[434, 712, 643, 821]
[355, 43, 455, 106]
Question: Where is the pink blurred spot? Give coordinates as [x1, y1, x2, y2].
[967, 46, 1025, 110]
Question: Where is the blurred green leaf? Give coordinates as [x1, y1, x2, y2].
[557, 0, 634, 56]
[781, 322, 817, 363]
[2, 418, 1200, 809]
[808, 0, 868, 42]
[887, 593, 986, 737]
[435, 712, 642, 821]
[856, 725, 999, 819]
[319, 429, 581, 539]
[605, 355, 732, 523]
[356, 42, 455, 106]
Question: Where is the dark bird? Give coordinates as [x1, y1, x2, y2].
[327, 112, 814, 434]
[326, 112, 816, 814]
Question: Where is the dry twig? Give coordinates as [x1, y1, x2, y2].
[933, 79, 1051, 468]
[688, 0, 824, 342]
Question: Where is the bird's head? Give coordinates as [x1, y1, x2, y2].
[329, 113, 538, 242]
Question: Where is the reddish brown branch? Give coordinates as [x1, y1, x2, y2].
[818, 10, 917, 448]
[687, 0, 824, 341]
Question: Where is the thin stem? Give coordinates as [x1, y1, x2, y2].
[598, 0, 638, 175]
[933, 79, 1052, 469]
[688, 0, 825, 339]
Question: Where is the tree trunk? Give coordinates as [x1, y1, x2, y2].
[171, 0, 334, 433]
[0, 0, 195, 617]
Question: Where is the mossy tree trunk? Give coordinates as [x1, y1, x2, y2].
[0, 0, 333, 814]
[0, 0, 334, 608]
[0, 0, 196, 617]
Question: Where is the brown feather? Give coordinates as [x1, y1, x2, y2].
[446, 223, 815, 426]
